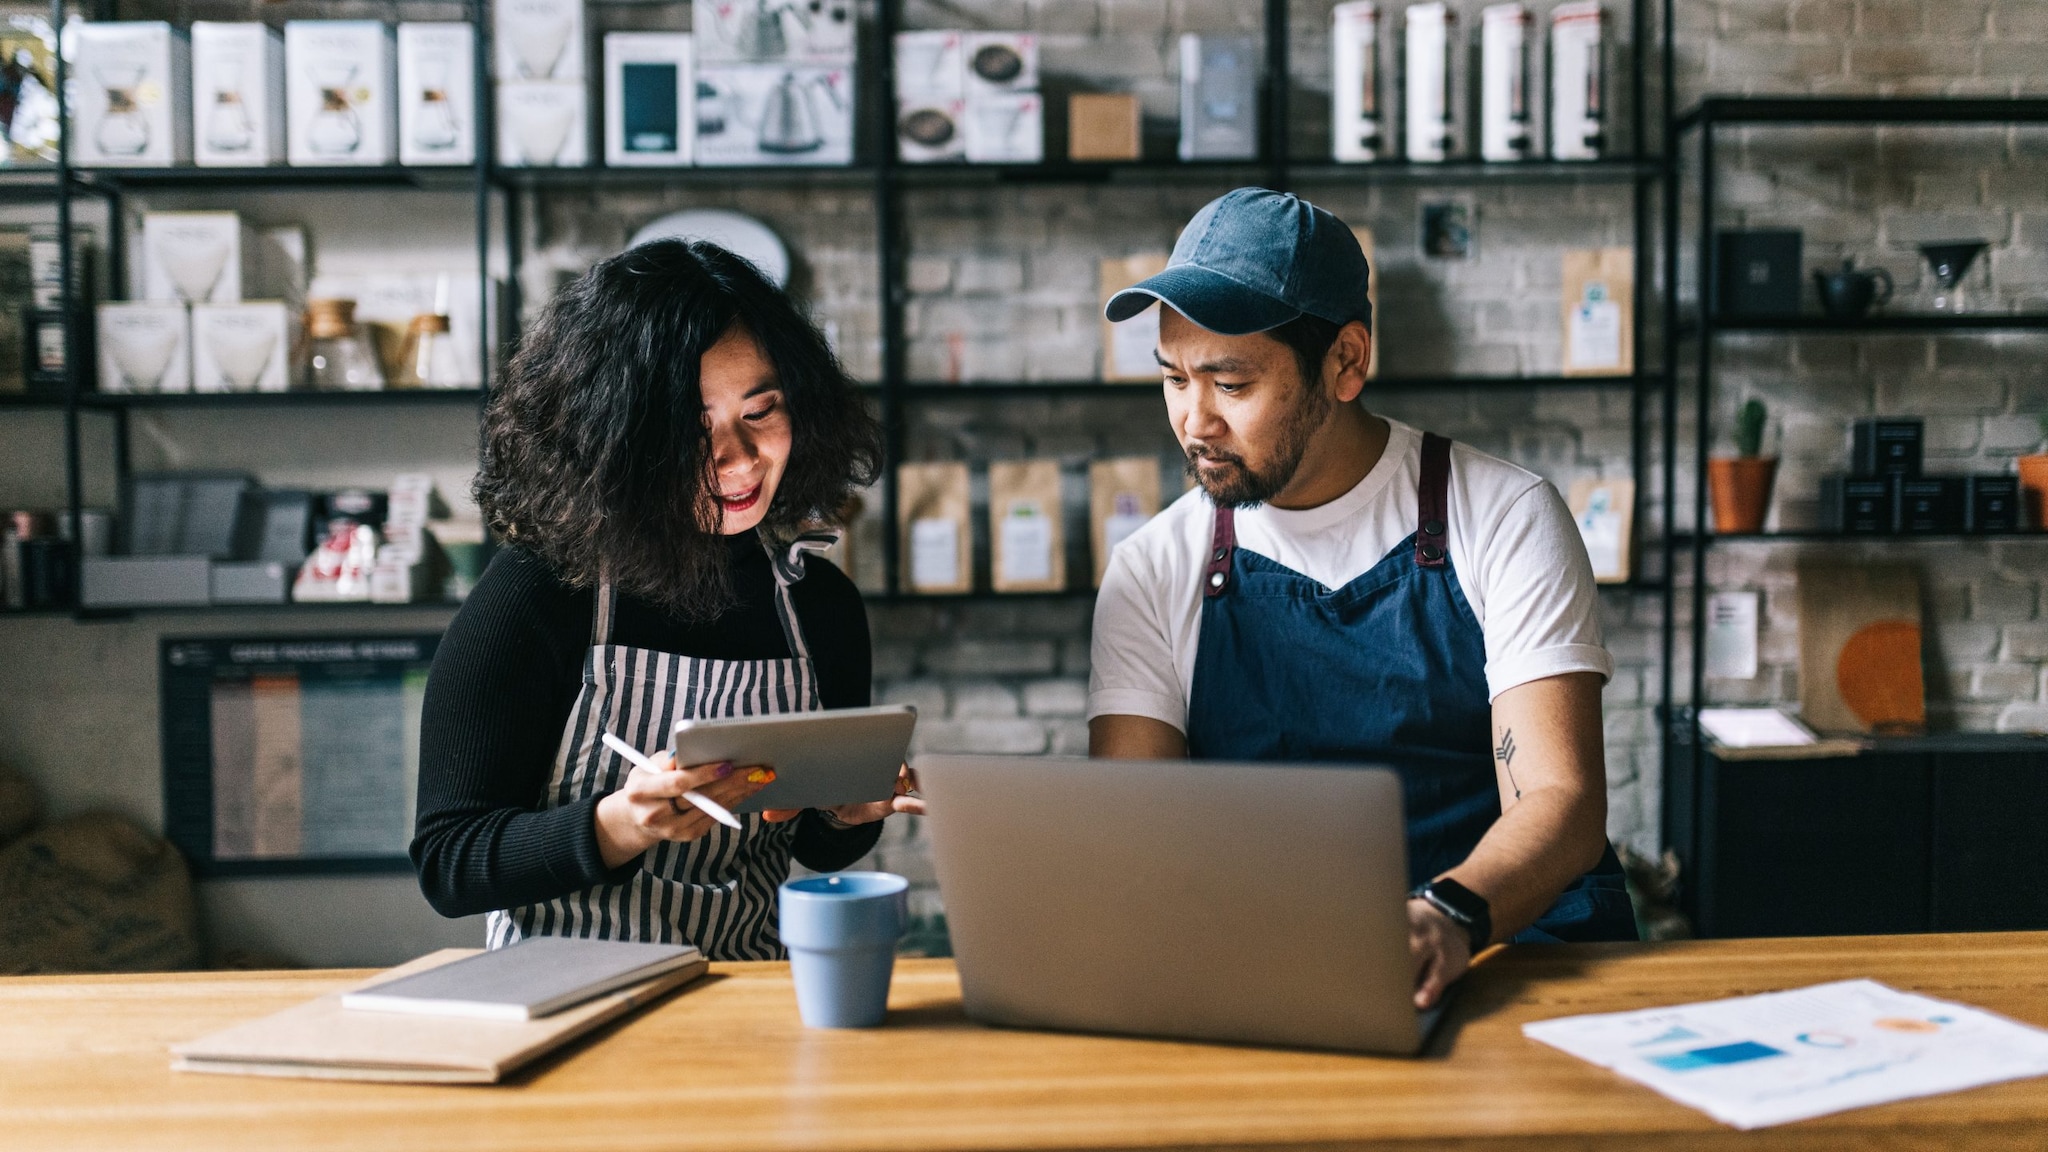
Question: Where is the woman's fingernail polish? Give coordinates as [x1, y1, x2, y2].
[747, 767, 776, 784]
[715, 762, 735, 778]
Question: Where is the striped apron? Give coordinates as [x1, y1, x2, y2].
[484, 534, 836, 960]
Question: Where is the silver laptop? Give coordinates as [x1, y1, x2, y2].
[915, 755, 1445, 1055]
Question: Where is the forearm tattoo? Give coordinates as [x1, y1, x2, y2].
[1495, 728, 1521, 799]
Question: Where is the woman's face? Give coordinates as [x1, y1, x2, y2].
[699, 326, 791, 536]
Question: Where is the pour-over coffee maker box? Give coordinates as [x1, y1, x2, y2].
[693, 0, 854, 65]
[603, 32, 692, 166]
[694, 64, 853, 166]
[496, 81, 588, 167]
[284, 21, 397, 166]
[96, 303, 191, 394]
[139, 211, 259, 305]
[191, 23, 285, 167]
[398, 23, 477, 166]
[191, 302, 294, 393]
[74, 22, 191, 167]
[1179, 33, 1257, 161]
[495, 0, 586, 81]
[894, 30, 964, 163]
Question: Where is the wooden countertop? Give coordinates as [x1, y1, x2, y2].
[5, 932, 2048, 1151]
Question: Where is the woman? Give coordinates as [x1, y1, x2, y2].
[412, 239, 906, 958]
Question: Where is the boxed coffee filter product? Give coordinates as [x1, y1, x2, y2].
[74, 21, 191, 166]
[604, 33, 693, 166]
[961, 32, 1037, 96]
[695, 65, 853, 166]
[496, 81, 588, 167]
[191, 302, 294, 393]
[964, 91, 1042, 164]
[898, 97, 965, 163]
[1089, 457, 1161, 587]
[140, 211, 256, 305]
[192, 22, 285, 167]
[284, 21, 397, 166]
[1403, 3, 1454, 162]
[694, 0, 854, 65]
[398, 23, 477, 166]
[1099, 251, 1169, 382]
[1178, 34, 1257, 161]
[495, 0, 585, 81]
[96, 303, 190, 394]
[1550, 1, 1606, 160]
[1330, 1, 1382, 162]
[1561, 246, 1632, 376]
[1478, 4, 1533, 162]
[989, 459, 1065, 594]
[894, 31, 963, 98]
[898, 461, 971, 595]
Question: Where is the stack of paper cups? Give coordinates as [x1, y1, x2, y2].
[1551, 1, 1606, 160]
[1403, 3, 1454, 162]
[1479, 4, 1532, 162]
[1330, 2, 1381, 162]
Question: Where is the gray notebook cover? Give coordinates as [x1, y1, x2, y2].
[340, 937, 702, 1021]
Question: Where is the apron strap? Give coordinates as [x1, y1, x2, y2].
[764, 530, 839, 664]
[1415, 432, 1452, 569]
[592, 581, 618, 646]
[1203, 505, 1237, 598]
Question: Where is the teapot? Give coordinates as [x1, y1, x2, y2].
[1813, 258, 1893, 319]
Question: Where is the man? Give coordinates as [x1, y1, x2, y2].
[1090, 188, 1636, 1010]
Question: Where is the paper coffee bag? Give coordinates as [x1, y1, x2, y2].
[989, 459, 1065, 593]
[1089, 457, 1161, 587]
[1562, 246, 1632, 376]
[897, 462, 971, 594]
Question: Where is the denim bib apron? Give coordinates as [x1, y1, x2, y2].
[1184, 432, 1635, 943]
[485, 533, 837, 959]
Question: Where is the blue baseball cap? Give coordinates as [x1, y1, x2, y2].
[1104, 188, 1373, 336]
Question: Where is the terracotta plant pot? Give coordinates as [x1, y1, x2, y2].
[1708, 456, 1778, 535]
[2019, 455, 2048, 531]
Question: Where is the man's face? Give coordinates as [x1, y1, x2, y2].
[1157, 306, 1331, 509]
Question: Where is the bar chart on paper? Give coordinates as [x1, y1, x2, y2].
[160, 635, 438, 873]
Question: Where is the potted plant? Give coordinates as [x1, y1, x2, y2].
[2021, 413, 2048, 531]
[1708, 398, 1777, 534]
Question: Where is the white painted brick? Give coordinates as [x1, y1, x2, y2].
[924, 639, 1060, 676]
[951, 681, 1022, 718]
[1022, 678, 1088, 717]
[914, 719, 1050, 756]
[2005, 624, 2048, 661]
[1975, 581, 2040, 623]
[879, 679, 949, 716]
[1970, 664, 2041, 700]
[1997, 704, 2048, 734]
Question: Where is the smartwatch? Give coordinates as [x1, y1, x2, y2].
[1412, 877, 1492, 954]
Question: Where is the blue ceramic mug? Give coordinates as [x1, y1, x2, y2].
[778, 871, 909, 1028]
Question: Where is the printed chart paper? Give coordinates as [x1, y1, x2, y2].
[1525, 979, 2048, 1129]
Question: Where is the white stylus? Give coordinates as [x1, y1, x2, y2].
[600, 732, 744, 830]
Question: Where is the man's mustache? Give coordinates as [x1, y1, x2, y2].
[1185, 444, 1247, 468]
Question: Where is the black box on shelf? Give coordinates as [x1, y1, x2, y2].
[1851, 418, 1924, 478]
[1714, 229, 1803, 317]
[1966, 475, 2022, 534]
[1896, 476, 1966, 534]
[1821, 474, 1893, 534]
[22, 308, 87, 394]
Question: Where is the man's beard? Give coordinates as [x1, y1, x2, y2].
[1184, 383, 1333, 509]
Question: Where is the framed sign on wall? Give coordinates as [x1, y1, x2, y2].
[160, 634, 439, 877]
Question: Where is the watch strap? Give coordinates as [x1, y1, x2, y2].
[1413, 878, 1492, 954]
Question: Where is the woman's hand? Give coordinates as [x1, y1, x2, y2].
[595, 753, 778, 868]
[760, 765, 926, 827]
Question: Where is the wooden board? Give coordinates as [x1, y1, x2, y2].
[7, 936, 2048, 1150]
[1797, 563, 1926, 736]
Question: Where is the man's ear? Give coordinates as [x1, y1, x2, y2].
[1328, 320, 1372, 403]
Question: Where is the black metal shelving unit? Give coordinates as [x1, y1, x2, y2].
[1661, 95, 2048, 890]
[35, 0, 1673, 615]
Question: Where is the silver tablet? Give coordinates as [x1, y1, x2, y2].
[670, 705, 917, 814]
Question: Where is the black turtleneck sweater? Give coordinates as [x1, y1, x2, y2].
[411, 532, 879, 919]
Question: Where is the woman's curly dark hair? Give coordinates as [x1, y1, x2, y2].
[475, 239, 882, 619]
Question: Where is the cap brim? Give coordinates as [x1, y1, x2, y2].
[1102, 265, 1301, 336]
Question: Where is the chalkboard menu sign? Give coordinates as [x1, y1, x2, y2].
[161, 635, 439, 876]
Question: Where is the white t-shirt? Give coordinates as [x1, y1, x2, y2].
[1088, 418, 1612, 731]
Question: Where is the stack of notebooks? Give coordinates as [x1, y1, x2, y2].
[173, 938, 707, 1083]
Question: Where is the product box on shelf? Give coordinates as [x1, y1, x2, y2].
[694, 64, 853, 166]
[397, 23, 476, 166]
[603, 33, 692, 167]
[140, 211, 256, 305]
[1179, 34, 1257, 161]
[82, 556, 211, 608]
[1478, 3, 1532, 162]
[1550, 1, 1606, 160]
[898, 97, 965, 163]
[1069, 93, 1141, 162]
[496, 0, 585, 80]
[1896, 476, 1966, 534]
[964, 91, 1042, 164]
[894, 30, 963, 98]
[96, 302, 189, 394]
[1330, 1, 1382, 162]
[73, 21, 191, 167]
[693, 0, 853, 65]
[191, 302, 293, 393]
[191, 22, 285, 167]
[1714, 229, 1802, 317]
[284, 21, 397, 166]
[210, 561, 290, 605]
[1820, 475, 1892, 534]
[496, 80, 588, 167]
[1851, 417, 1924, 477]
[1403, 4, 1454, 162]
[962, 32, 1037, 97]
[1967, 475, 2022, 533]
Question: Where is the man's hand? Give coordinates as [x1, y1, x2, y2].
[1408, 897, 1473, 1010]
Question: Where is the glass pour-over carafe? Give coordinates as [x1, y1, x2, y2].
[94, 60, 151, 155]
[412, 58, 460, 153]
[206, 60, 254, 154]
[1919, 240, 1988, 314]
[309, 63, 363, 156]
[306, 299, 387, 391]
